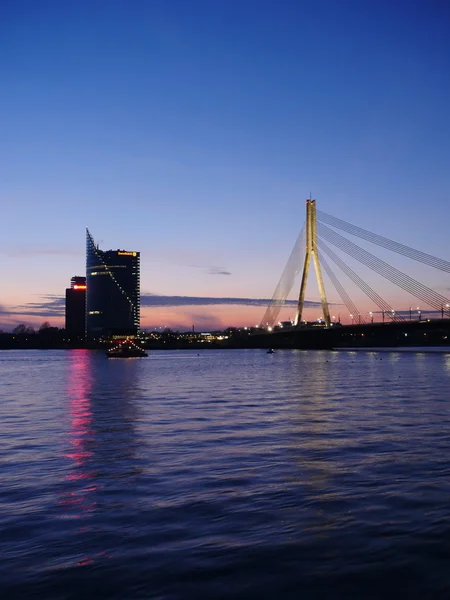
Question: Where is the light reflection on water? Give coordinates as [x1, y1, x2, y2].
[63, 350, 95, 503]
[1, 348, 450, 599]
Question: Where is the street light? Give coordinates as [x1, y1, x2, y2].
[369, 311, 373, 324]
[417, 307, 421, 321]
[350, 313, 354, 325]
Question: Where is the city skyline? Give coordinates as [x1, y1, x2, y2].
[1, 220, 447, 333]
[2, 1, 450, 330]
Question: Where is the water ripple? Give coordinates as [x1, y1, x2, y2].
[1, 349, 450, 598]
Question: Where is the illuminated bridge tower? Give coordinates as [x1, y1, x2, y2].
[294, 199, 330, 327]
[86, 229, 140, 339]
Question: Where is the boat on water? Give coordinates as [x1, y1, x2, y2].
[106, 341, 148, 358]
[267, 348, 275, 354]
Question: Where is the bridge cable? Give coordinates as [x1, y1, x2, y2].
[317, 210, 450, 274]
[319, 252, 365, 323]
[319, 239, 404, 322]
[318, 223, 450, 311]
[318, 224, 447, 310]
[260, 223, 306, 328]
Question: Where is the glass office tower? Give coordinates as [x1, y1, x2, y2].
[86, 229, 140, 339]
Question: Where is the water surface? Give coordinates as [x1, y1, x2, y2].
[1, 349, 450, 599]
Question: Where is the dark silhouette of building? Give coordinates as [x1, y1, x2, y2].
[65, 276, 86, 340]
[86, 229, 140, 339]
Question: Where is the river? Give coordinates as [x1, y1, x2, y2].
[1, 349, 450, 598]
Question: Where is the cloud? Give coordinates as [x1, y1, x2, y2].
[0, 300, 62, 330]
[10, 295, 66, 318]
[1, 293, 324, 327]
[141, 294, 322, 308]
[191, 264, 232, 276]
[0, 303, 10, 315]
[208, 266, 231, 276]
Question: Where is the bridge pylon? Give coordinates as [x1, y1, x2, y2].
[294, 199, 331, 327]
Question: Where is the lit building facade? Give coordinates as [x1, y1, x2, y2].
[65, 276, 86, 340]
[86, 229, 140, 339]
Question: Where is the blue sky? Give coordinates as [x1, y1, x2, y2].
[2, 0, 450, 330]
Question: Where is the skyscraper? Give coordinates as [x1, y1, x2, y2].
[65, 276, 86, 340]
[86, 229, 140, 339]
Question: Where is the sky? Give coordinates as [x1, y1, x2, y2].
[2, 0, 450, 331]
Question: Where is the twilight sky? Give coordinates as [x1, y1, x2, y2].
[2, 0, 450, 331]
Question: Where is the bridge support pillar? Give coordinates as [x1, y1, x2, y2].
[294, 199, 330, 327]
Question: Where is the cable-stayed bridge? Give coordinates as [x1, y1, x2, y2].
[262, 199, 450, 328]
[258, 199, 450, 349]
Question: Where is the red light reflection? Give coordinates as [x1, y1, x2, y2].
[65, 350, 94, 468]
[61, 353, 97, 523]
[60, 351, 112, 567]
